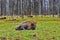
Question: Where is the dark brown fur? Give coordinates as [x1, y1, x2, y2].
[16, 20, 36, 30]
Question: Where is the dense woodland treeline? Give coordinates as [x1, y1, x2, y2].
[0, 0, 60, 17]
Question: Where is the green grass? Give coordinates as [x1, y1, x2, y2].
[0, 17, 60, 40]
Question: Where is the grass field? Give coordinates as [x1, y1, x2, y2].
[0, 16, 60, 40]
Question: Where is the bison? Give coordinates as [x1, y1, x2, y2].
[16, 20, 36, 30]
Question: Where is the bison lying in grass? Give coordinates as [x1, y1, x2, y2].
[16, 20, 36, 30]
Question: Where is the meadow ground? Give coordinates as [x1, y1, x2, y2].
[0, 16, 60, 40]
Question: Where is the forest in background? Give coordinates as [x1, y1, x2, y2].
[0, 0, 60, 17]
